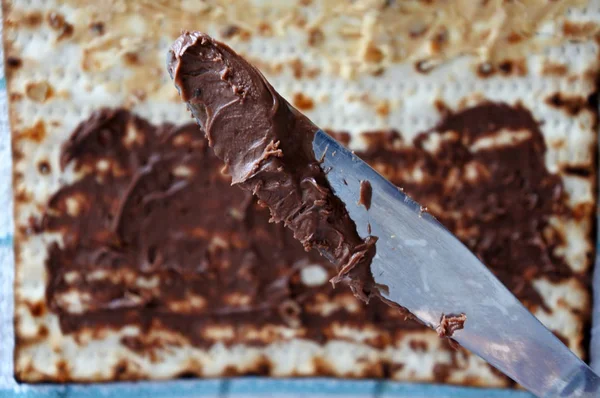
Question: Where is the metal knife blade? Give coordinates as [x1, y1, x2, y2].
[312, 129, 599, 397]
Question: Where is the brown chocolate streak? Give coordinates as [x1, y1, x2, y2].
[436, 313, 467, 338]
[358, 180, 373, 210]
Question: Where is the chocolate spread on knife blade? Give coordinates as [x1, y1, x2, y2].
[436, 313, 467, 338]
[168, 32, 378, 302]
[358, 180, 372, 210]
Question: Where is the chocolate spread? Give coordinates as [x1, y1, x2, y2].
[358, 180, 373, 210]
[436, 313, 467, 338]
[168, 32, 378, 302]
[42, 109, 421, 356]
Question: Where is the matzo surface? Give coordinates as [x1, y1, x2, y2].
[5, 0, 599, 386]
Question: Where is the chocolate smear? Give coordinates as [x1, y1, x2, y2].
[358, 180, 372, 210]
[436, 313, 467, 338]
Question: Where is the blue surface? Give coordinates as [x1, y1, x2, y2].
[0, 379, 534, 397]
[0, 234, 12, 246]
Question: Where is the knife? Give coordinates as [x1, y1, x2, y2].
[312, 129, 600, 398]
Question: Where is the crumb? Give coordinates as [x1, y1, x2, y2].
[436, 313, 466, 338]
